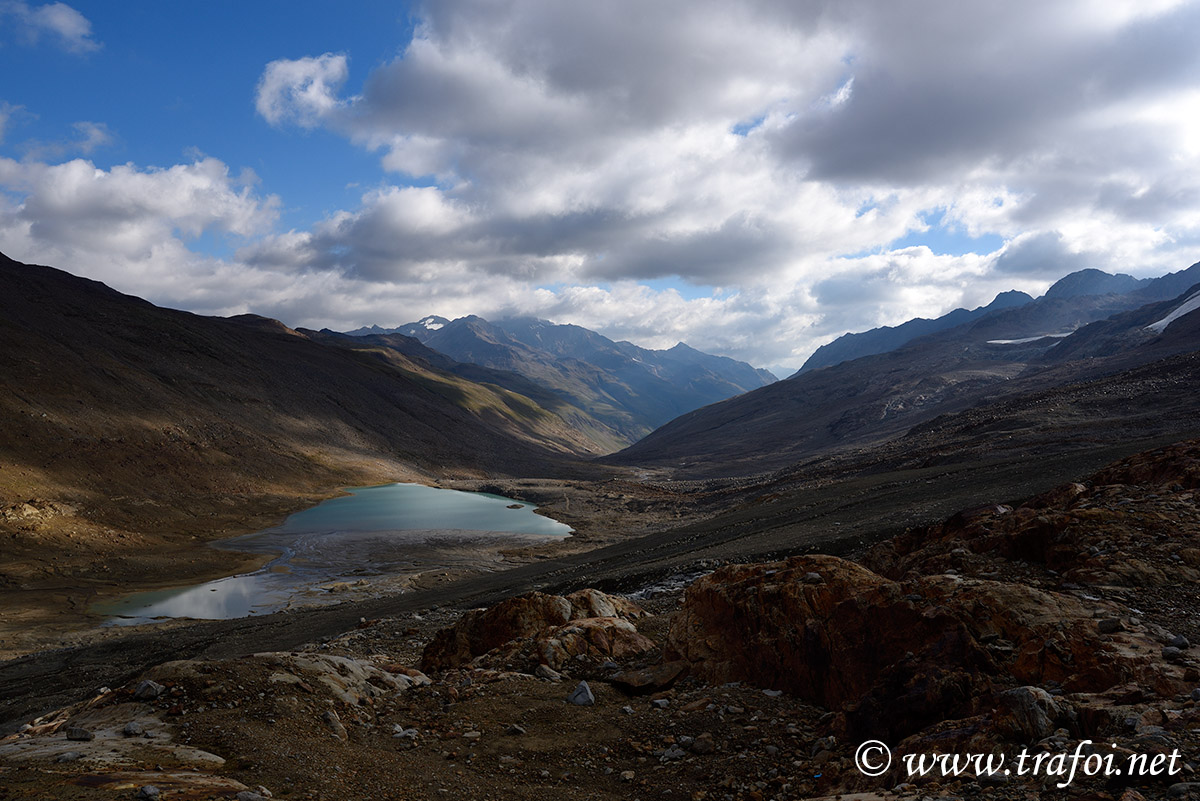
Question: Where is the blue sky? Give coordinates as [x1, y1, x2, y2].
[3, 1, 1200, 374]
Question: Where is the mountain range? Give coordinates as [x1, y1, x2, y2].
[342, 314, 776, 447]
[606, 260, 1200, 477]
[799, 263, 1200, 374]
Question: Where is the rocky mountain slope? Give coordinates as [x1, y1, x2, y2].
[608, 269, 1200, 477]
[345, 314, 776, 445]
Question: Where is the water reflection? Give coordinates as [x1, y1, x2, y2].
[95, 483, 571, 624]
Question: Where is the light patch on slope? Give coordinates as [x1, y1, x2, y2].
[419, 317, 444, 330]
[1146, 289, 1200, 333]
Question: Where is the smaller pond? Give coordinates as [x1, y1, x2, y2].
[95, 483, 571, 624]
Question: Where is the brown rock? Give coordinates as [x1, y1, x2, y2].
[419, 590, 646, 672]
[539, 617, 656, 670]
[667, 555, 1186, 740]
[608, 661, 689, 694]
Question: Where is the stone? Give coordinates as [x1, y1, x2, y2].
[506, 724, 526, 735]
[1192, 688, 1200, 702]
[608, 661, 688, 694]
[651, 698, 670, 709]
[236, 794, 266, 801]
[567, 680, 595, 706]
[1168, 783, 1200, 799]
[1170, 635, 1191, 650]
[1164, 646, 1184, 661]
[619, 770, 635, 782]
[690, 732, 716, 754]
[660, 744, 687, 762]
[133, 680, 165, 701]
[993, 686, 1064, 742]
[136, 787, 160, 801]
[54, 751, 83, 762]
[123, 721, 145, 737]
[64, 726, 93, 741]
[321, 709, 348, 741]
[535, 664, 563, 681]
[1099, 618, 1123, 634]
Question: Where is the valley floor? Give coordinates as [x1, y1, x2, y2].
[3, 439, 1200, 800]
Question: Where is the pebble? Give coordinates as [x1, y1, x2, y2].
[506, 724, 526, 735]
[1164, 646, 1184, 661]
[660, 744, 687, 762]
[133, 680, 165, 701]
[1170, 635, 1191, 650]
[123, 721, 145, 737]
[1098, 618, 1123, 634]
[690, 732, 716, 754]
[620, 770, 635, 782]
[651, 698, 670, 709]
[463, 731, 482, 740]
[620, 705, 634, 715]
[136, 787, 160, 801]
[54, 751, 83, 763]
[1192, 688, 1200, 702]
[567, 680, 595, 706]
[801, 572, 823, 584]
[65, 727, 93, 741]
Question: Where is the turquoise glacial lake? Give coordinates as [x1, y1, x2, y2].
[95, 483, 572, 624]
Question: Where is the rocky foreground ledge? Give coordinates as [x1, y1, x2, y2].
[4, 442, 1200, 800]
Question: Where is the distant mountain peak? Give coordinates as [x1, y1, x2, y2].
[1043, 268, 1144, 300]
[417, 315, 448, 330]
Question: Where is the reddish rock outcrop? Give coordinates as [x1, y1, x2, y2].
[420, 589, 649, 672]
[666, 555, 1188, 740]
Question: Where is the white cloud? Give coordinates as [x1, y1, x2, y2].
[0, 156, 278, 288]
[2, 1, 99, 53]
[255, 53, 350, 128]
[8, 0, 1200, 372]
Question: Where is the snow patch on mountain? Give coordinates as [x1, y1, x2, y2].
[1146, 289, 1200, 333]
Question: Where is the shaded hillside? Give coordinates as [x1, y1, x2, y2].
[347, 314, 775, 444]
[607, 280, 1200, 477]
[798, 261, 1200, 374]
[799, 289, 1033, 373]
[0, 253, 599, 539]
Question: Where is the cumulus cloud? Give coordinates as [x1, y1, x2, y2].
[8, 0, 1200, 372]
[255, 53, 350, 128]
[0, 156, 278, 297]
[1, 1, 100, 53]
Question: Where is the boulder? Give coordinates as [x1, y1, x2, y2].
[420, 590, 647, 672]
[666, 555, 1187, 740]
